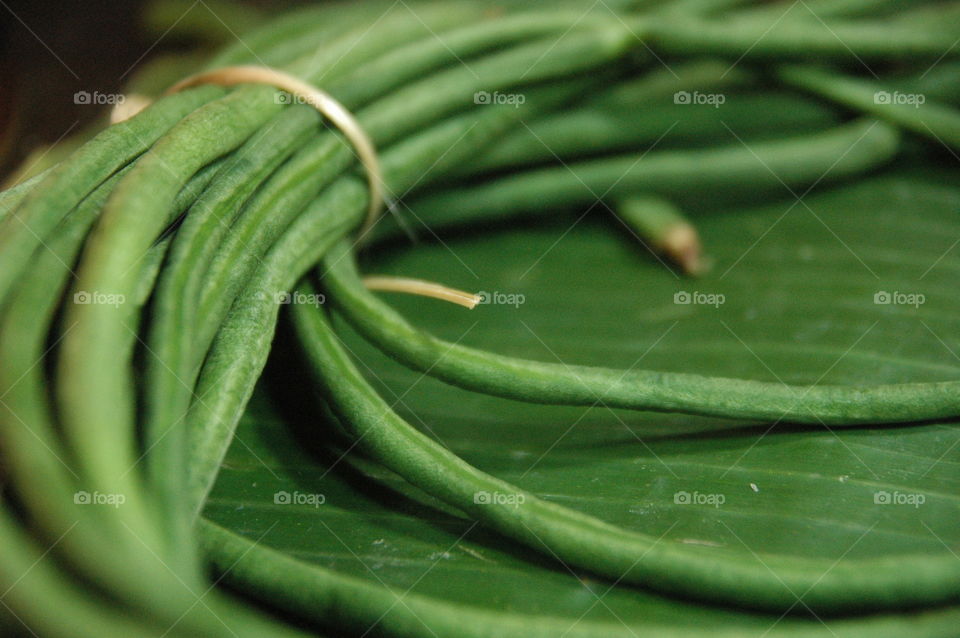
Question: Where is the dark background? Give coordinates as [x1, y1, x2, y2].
[0, 0, 300, 178]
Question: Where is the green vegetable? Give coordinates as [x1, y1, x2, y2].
[2, 2, 959, 635]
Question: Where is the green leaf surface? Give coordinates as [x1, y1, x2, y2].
[204, 165, 960, 635]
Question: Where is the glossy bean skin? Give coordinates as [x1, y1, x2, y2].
[399, 119, 899, 240]
[293, 257, 960, 613]
[780, 65, 960, 150]
[1, 2, 959, 635]
[200, 517, 960, 638]
[0, 87, 223, 306]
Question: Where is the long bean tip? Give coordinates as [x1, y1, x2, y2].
[662, 222, 705, 276]
[362, 275, 480, 309]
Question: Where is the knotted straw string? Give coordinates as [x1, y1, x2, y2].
[166, 65, 480, 309]
[167, 65, 383, 235]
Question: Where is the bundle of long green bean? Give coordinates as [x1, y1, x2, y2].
[2, 0, 960, 635]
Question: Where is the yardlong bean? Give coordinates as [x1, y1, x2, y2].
[0, 159, 305, 637]
[395, 119, 898, 240]
[779, 65, 960, 149]
[292, 271, 960, 612]
[321, 237, 960, 426]
[3, 2, 960, 635]
[200, 518, 960, 638]
[186, 81, 593, 516]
